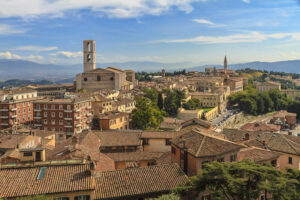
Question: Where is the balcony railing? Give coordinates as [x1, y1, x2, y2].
[0, 109, 9, 111]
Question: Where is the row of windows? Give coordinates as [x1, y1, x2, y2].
[43, 119, 71, 125]
[42, 112, 73, 118]
[84, 76, 114, 82]
[35, 104, 72, 110]
[54, 195, 90, 200]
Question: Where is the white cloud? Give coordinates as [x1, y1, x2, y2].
[192, 18, 225, 27]
[154, 31, 300, 44]
[15, 45, 58, 51]
[0, 51, 21, 59]
[0, 51, 43, 60]
[0, 24, 27, 35]
[50, 51, 82, 58]
[242, 0, 251, 3]
[279, 51, 300, 60]
[0, 0, 205, 19]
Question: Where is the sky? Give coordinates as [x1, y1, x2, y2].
[0, 0, 300, 66]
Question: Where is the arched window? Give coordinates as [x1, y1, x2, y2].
[87, 42, 91, 51]
[97, 76, 101, 81]
[87, 54, 91, 62]
[84, 77, 88, 81]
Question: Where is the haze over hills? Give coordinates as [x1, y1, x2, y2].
[1, 59, 300, 82]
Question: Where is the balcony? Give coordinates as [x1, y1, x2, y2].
[75, 123, 81, 127]
[11, 115, 17, 118]
[34, 109, 41, 112]
[64, 110, 73, 113]
[64, 125, 73, 128]
[34, 116, 42, 119]
[11, 107, 17, 111]
[0, 123, 9, 126]
[75, 108, 81, 112]
[34, 124, 42, 127]
[75, 116, 80, 120]
[0, 116, 8, 119]
[86, 113, 92, 117]
[0, 109, 8, 112]
[64, 118, 72, 120]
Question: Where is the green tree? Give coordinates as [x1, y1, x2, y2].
[183, 98, 201, 110]
[239, 98, 257, 115]
[176, 160, 300, 200]
[132, 97, 164, 130]
[163, 91, 179, 116]
[174, 90, 186, 108]
[157, 92, 164, 110]
[143, 88, 159, 105]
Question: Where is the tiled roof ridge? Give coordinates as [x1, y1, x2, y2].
[195, 128, 244, 146]
[195, 130, 207, 157]
[0, 161, 88, 169]
[95, 163, 184, 174]
[282, 135, 300, 154]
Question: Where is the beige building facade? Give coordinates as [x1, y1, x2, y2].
[75, 40, 135, 92]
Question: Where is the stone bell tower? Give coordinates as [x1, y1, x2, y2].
[224, 56, 228, 75]
[83, 40, 96, 72]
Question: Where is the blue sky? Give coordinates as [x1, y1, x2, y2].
[0, 0, 300, 66]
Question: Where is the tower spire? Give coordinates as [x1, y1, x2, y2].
[224, 56, 227, 75]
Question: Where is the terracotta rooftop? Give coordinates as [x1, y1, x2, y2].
[104, 151, 163, 162]
[98, 112, 128, 120]
[237, 147, 281, 163]
[141, 131, 181, 139]
[46, 132, 100, 162]
[241, 122, 280, 132]
[273, 110, 297, 117]
[0, 134, 32, 149]
[94, 164, 188, 200]
[171, 129, 244, 157]
[0, 163, 93, 198]
[94, 131, 141, 147]
[223, 128, 300, 155]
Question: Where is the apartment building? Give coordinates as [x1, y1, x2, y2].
[254, 81, 281, 92]
[0, 89, 38, 129]
[190, 91, 226, 113]
[98, 112, 130, 130]
[33, 97, 92, 137]
[225, 77, 244, 94]
[113, 99, 136, 113]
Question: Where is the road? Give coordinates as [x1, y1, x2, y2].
[210, 109, 240, 127]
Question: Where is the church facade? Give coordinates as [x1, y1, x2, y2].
[75, 40, 135, 92]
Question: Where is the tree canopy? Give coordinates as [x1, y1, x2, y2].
[228, 85, 292, 115]
[131, 97, 164, 130]
[182, 98, 201, 110]
[175, 160, 300, 200]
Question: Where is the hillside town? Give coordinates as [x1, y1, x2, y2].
[0, 40, 300, 200]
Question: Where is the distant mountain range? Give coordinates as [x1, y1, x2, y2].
[0, 59, 300, 82]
